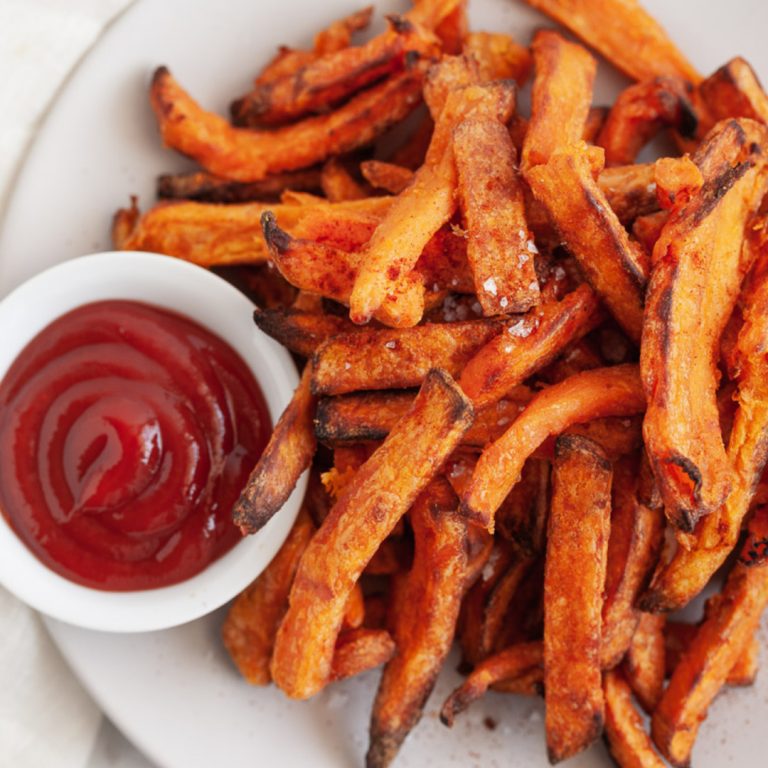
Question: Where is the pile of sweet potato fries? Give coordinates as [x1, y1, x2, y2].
[113, 0, 768, 765]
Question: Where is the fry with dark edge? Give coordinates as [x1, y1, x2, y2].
[440, 642, 543, 726]
[222, 505, 315, 684]
[150, 66, 425, 182]
[367, 478, 470, 768]
[454, 116, 540, 315]
[652, 506, 768, 766]
[463, 365, 645, 529]
[521, 0, 700, 84]
[233, 365, 316, 535]
[525, 141, 648, 342]
[604, 668, 666, 768]
[521, 29, 597, 172]
[271, 369, 473, 699]
[544, 435, 611, 763]
[641, 118, 768, 531]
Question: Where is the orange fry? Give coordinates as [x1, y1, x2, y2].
[331, 628, 396, 682]
[522, 29, 596, 172]
[150, 66, 424, 182]
[271, 369, 473, 699]
[233, 365, 316, 534]
[641, 118, 768, 530]
[360, 160, 414, 195]
[463, 31, 532, 84]
[521, 0, 700, 83]
[623, 612, 666, 713]
[463, 365, 645, 529]
[544, 435, 611, 763]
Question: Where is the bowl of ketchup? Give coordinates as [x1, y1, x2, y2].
[0, 251, 304, 632]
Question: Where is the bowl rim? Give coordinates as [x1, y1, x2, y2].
[0, 251, 304, 633]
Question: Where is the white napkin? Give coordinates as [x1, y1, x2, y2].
[0, 2, 133, 767]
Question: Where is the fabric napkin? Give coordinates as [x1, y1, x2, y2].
[0, 3, 134, 767]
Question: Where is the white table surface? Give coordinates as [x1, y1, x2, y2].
[1, 3, 155, 765]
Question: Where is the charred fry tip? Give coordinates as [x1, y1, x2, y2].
[385, 14, 413, 34]
[365, 730, 405, 768]
[152, 65, 170, 86]
[261, 211, 292, 254]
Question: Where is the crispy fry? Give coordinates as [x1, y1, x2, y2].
[271, 369, 473, 699]
[597, 163, 659, 224]
[231, 16, 435, 127]
[311, 317, 505, 395]
[151, 66, 424, 182]
[623, 612, 665, 713]
[261, 211, 425, 328]
[113, 195, 391, 266]
[597, 77, 697, 166]
[320, 158, 367, 202]
[233, 365, 316, 534]
[641, 118, 768, 531]
[360, 160, 414, 195]
[521, 0, 700, 83]
[156, 168, 323, 202]
[367, 478, 470, 768]
[526, 142, 648, 341]
[653, 156, 703, 211]
[454, 116, 540, 314]
[459, 284, 600, 408]
[544, 435, 611, 763]
[604, 668, 667, 768]
[522, 29, 596, 172]
[252, 306, 358, 357]
[440, 642, 543, 726]
[331, 628, 396, 682]
[463, 31, 532, 84]
[602, 456, 665, 668]
[313, 6, 373, 55]
[651, 507, 768, 766]
[642, 222, 768, 609]
[463, 365, 645, 529]
[222, 505, 315, 685]
[350, 71, 514, 324]
[314, 389, 529, 448]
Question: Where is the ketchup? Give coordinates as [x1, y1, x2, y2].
[0, 300, 271, 591]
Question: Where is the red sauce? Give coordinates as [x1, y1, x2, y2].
[0, 300, 271, 591]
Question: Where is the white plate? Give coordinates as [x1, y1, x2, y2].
[1, 0, 768, 765]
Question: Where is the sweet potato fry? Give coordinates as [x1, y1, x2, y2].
[641, 118, 768, 531]
[440, 642, 544, 726]
[521, 29, 596, 172]
[320, 158, 367, 202]
[623, 612, 665, 713]
[360, 160, 414, 194]
[350, 71, 514, 324]
[271, 369, 473, 699]
[150, 66, 425, 182]
[113, 195, 391, 266]
[463, 31, 532, 84]
[313, 6, 373, 55]
[664, 621, 760, 687]
[311, 317, 505, 395]
[459, 284, 600, 408]
[156, 168, 323, 202]
[367, 478, 470, 768]
[331, 628, 396, 682]
[233, 365, 316, 534]
[261, 211, 425, 328]
[231, 16, 436, 127]
[454, 116, 540, 315]
[651, 507, 768, 766]
[597, 77, 697, 166]
[521, 0, 700, 84]
[252, 306, 358, 357]
[525, 142, 648, 342]
[641, 222, 768, 609]
[604, 668, 667, 768]
[314, 389, 529, 448]
[222, 505, 315, 685]
[632, 210, 668, 254]
[463, 365, 645, 529]
[544, 435, 611, 763]
[601, 457, 665, 669]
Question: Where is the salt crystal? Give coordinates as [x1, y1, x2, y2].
[450, 463, 466, 478]
[517, 252, 528, 267]
[344, 362, 351, 370]
[483, 276, 498, 296]
[384, 340, 397, 349]
[647, 182, 657, 194]
[553, 265, 566, 280]
[508, 319, 532, 337]
[471, 302, 482, 315]
[497, 417, 510, 427]
[526, 240, 539, 254]
[499, 296, 509, 309]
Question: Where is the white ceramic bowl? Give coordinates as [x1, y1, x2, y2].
[0, 251, 303, 632]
